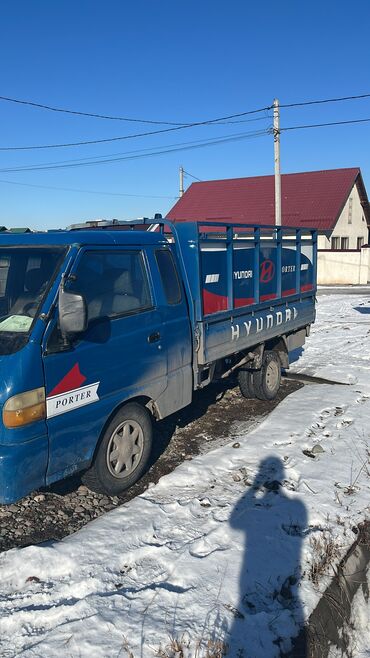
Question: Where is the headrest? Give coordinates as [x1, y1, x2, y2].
[112, 270, 134, 295]
[25, 268, 47, 294]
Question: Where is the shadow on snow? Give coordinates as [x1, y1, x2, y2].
[226, 456, 308, 657]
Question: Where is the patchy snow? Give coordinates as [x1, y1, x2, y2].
[0, 293, 369, 657]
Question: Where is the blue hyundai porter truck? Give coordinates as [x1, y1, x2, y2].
[0, 219, 317, 503]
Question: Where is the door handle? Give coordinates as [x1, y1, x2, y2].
[148, 331, 161, 344]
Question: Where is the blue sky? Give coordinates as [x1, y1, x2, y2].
[0, 0, 369, 229]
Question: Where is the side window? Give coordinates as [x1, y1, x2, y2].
[68, 250, 152, 322]
[0, 256, 10, 297]
[155, 249, 182, 305]
[27, 256, 41, 271]
[331, 237, 340, 250]
[357, 237, 364, 250]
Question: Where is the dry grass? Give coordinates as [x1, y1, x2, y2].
[309, 532, 341, 586]
[119, 635, 135, 658]
[202, 640, 228, 658]
[155, 636, 186, 658]
[154, 635, 228, 658]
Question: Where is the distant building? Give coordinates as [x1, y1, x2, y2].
[0, 227, 32, 233]
[167, 168, 370, 285]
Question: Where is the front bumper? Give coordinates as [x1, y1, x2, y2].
[0, 434, 48, 504]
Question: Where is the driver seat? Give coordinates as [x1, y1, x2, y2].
[10, 268, 48, 317]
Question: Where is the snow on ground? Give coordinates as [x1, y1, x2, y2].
[0, 293, 369, 658]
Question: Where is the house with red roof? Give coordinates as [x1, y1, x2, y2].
[166, 167, 370, 284]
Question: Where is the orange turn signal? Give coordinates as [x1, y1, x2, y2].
[3, 387, 46, 428]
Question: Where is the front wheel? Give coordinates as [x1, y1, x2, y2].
[82, 402, 153, 496]
[252, 350, 281, 401]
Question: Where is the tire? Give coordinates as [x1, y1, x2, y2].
[82, 402, 153, 496]
[238, 368, 256, 399]
[252, 350, 281, 401]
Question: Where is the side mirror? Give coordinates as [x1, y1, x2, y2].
[58, 286, 87, 336]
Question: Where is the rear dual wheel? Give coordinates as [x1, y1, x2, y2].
[238, 368, 255, 399]
[238, 350, 281, 401]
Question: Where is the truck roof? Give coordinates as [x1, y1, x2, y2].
[0, 229, 168, 248]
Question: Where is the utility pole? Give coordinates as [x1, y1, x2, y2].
[273, 98, 282, 226]
[179, 166, 184, 197]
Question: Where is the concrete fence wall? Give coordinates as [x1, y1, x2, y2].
[317, 247, 370, 285]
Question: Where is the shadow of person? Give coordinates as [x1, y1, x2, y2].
[227, 456, 307, 658]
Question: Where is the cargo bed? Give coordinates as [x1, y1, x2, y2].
[163, 220, 317, 377]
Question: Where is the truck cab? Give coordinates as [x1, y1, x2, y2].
[0, 227, 192, 503]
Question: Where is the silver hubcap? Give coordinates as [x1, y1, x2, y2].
[265, 360, 279, 391]
[106, 420, 144, 478]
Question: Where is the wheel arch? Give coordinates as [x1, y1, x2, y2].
[82, 395, 154, 494]
[87, 395, 157, 468]
[264, 336, 289, 369]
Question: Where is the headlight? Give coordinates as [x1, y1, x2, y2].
[3, 387, 46, 428]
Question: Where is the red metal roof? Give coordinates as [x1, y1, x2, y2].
[167, 168, 370, 231]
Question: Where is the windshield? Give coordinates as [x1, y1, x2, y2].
[0, 246, 66, 353]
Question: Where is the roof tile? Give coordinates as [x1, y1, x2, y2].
[167, 168, 368, 230]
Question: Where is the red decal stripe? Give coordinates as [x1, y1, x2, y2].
[203, 284, 313, 315]
[282, 284, 314, 297]
[234, 297, 255, 308]
[49, 363, 87, 397]
[203, 289, 228, 315]
[260, 293, 278, 302]
[282, 288, 296, 297]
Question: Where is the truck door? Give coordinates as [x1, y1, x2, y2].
[42, 247, 167, 482]
[152, 247, 193, 413]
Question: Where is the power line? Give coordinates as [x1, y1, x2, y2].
[2, 135, 220, 170]
[0, 90, 367, 129]
[281, 117, 370, 132]
[0, 94, 184, 125]
[0, 128, 273, 170]
[0, 178, 176, 199]
[0, 105, 272, 151]
[1, 92, 368, 125]
[183, 169, 202, 182]
[1, 94, 368, 178]
[0, 93, 272, 127]
[220, 114, 272, 125]
[2, 91, 367, 152]
[0, 129, 269, 173]
[0, 92, 367, 154]
[280, 93, 370, 109]
[0, 94, 272, 127]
